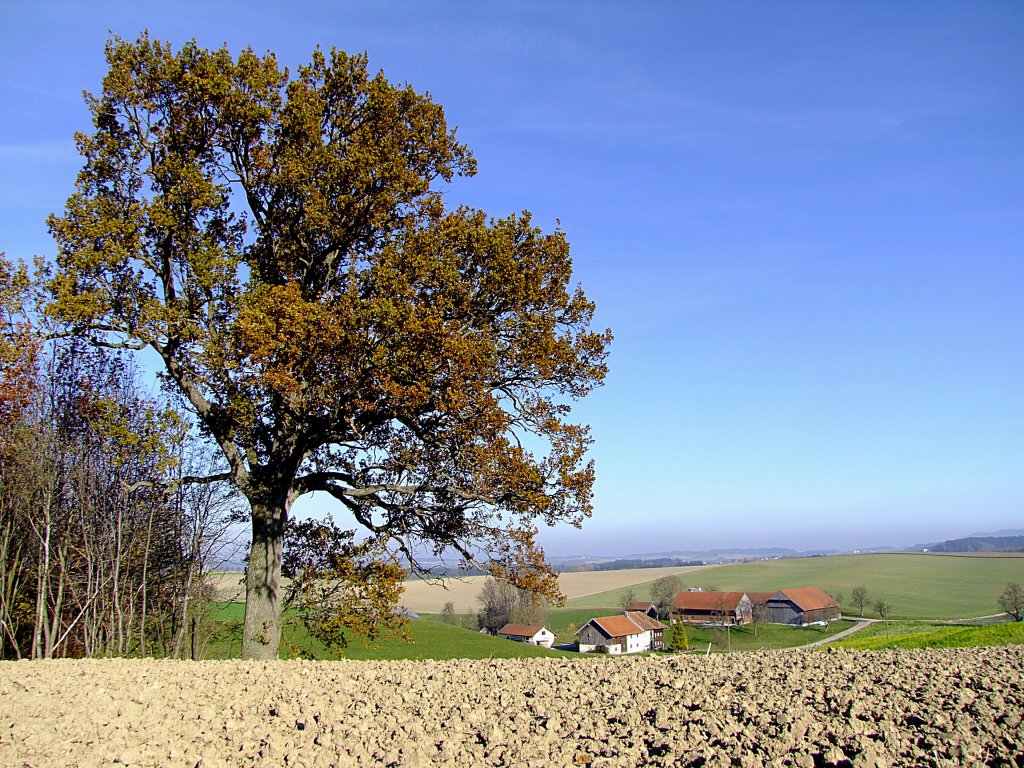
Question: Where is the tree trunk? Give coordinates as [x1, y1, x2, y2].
[241, 492, 288, 659]
[139, 502, 155, 657]
[191, 612, 200, 661]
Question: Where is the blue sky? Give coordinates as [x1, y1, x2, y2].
[2, 2, 1022, 555]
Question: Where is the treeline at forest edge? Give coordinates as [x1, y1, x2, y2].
[0, 330, 242, 660]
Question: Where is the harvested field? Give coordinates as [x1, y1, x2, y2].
[209, 565, 709, 612]
[399, 565, 707, 614]
[2, 647, 1022, 767]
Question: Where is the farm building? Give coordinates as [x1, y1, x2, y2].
[746, 592, 775, 622]
[625, 610, 665, 650]
[576, 614, 658, 654]
[624, 601, 659, 618]
[763, 588, 840, 626]
[496, 624, 556, 648]
[672, 591, 753, 626]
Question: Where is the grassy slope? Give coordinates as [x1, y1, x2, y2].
[201, 601, 849, 659]
[201, 605, 571, 660]
[421, 607, 606, 645]
[330, 620, 572, 660]
[198, 553, 1021, 658]
[668, 620, 854, 652]
[834, 620, 1024, 650]
[565, 553, 1024, 619]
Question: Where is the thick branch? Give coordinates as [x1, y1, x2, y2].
[150, 338, 249, 486]
[122, 471, 233, 496]
[295, 471, 496, 505]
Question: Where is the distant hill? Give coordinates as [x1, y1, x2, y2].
[561, 557, 705, 572]
[968, 528, 1024, 538]
[549, 547, 842, 571]
[927, 535, 1024, 553]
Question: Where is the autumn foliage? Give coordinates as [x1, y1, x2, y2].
[46, 35, 610, 658]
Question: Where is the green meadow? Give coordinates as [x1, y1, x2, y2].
[832, 620, 1024, 650]
[194, 553, 1022, 658]
[200, 603, 572, 660]
[664, 620, 853, 652]
[565, 553, 1024, 620]
[197, 604, 853, 659]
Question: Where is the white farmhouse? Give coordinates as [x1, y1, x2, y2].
[575, 614, 655, 654]
[496, 623, 556, 648]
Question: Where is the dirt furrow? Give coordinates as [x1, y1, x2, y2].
[2, 646, 1022, 767]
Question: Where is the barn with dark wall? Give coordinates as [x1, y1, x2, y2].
[764, 587, 840, 625]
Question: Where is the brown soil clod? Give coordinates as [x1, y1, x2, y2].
[0, 646, 1022, 767]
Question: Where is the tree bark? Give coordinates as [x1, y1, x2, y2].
[241, 492, 288, 659]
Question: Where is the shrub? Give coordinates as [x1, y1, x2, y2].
[668, 625, 689, 652]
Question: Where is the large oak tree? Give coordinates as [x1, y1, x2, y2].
[48, 35, 610, 658]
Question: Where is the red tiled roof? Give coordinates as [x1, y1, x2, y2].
[577, 614, 645, 639]
[497, 623, 546, 638]
[746, 592, 775, 605]
[672, 591, 747, 612]
[778, 587, 838, 612]
[625, 611, 664, 631]
[594, 615, 645, 637]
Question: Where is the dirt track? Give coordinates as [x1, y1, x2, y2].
[2, 646, 1022, 767]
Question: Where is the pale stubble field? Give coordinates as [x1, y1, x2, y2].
[210, 565, 709, 613]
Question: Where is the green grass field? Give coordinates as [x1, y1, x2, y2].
[834, 620, 1024, 650]
[565, 553, 1024, 620]
[666, 619, 853, 652]
[428, 607, 852, 652]
[194, 553, 1022, 658]
[198, 602, 1021, 658]
[198, 601, 851, 658]
[199, 604, 572, 660]
[420, 607, 605, 644]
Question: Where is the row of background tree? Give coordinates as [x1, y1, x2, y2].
[1, 256, 429, 662]
[0, 318, 243, 659]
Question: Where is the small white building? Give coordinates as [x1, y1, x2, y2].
[496, 623, 556, 648]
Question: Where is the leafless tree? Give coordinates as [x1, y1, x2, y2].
[0, 337, 231, 660]
[478, 577, 518, 632]
[441, 602, 456, 624]
[751, 599, 768, 636]
[650, 575, 681, 619]
[851, 585, 869, 617]
[477, 577, 548, 632]
[998, 582, 1023, 622]
[873, 599, 890, 623]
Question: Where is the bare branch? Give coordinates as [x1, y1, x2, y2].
[122, 472, 233, 496]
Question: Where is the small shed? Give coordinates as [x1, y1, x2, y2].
[496, 623, 556, 648]
[672, 591, 753, 626]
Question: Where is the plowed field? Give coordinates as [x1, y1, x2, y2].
[2, 646, 1022, 766]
